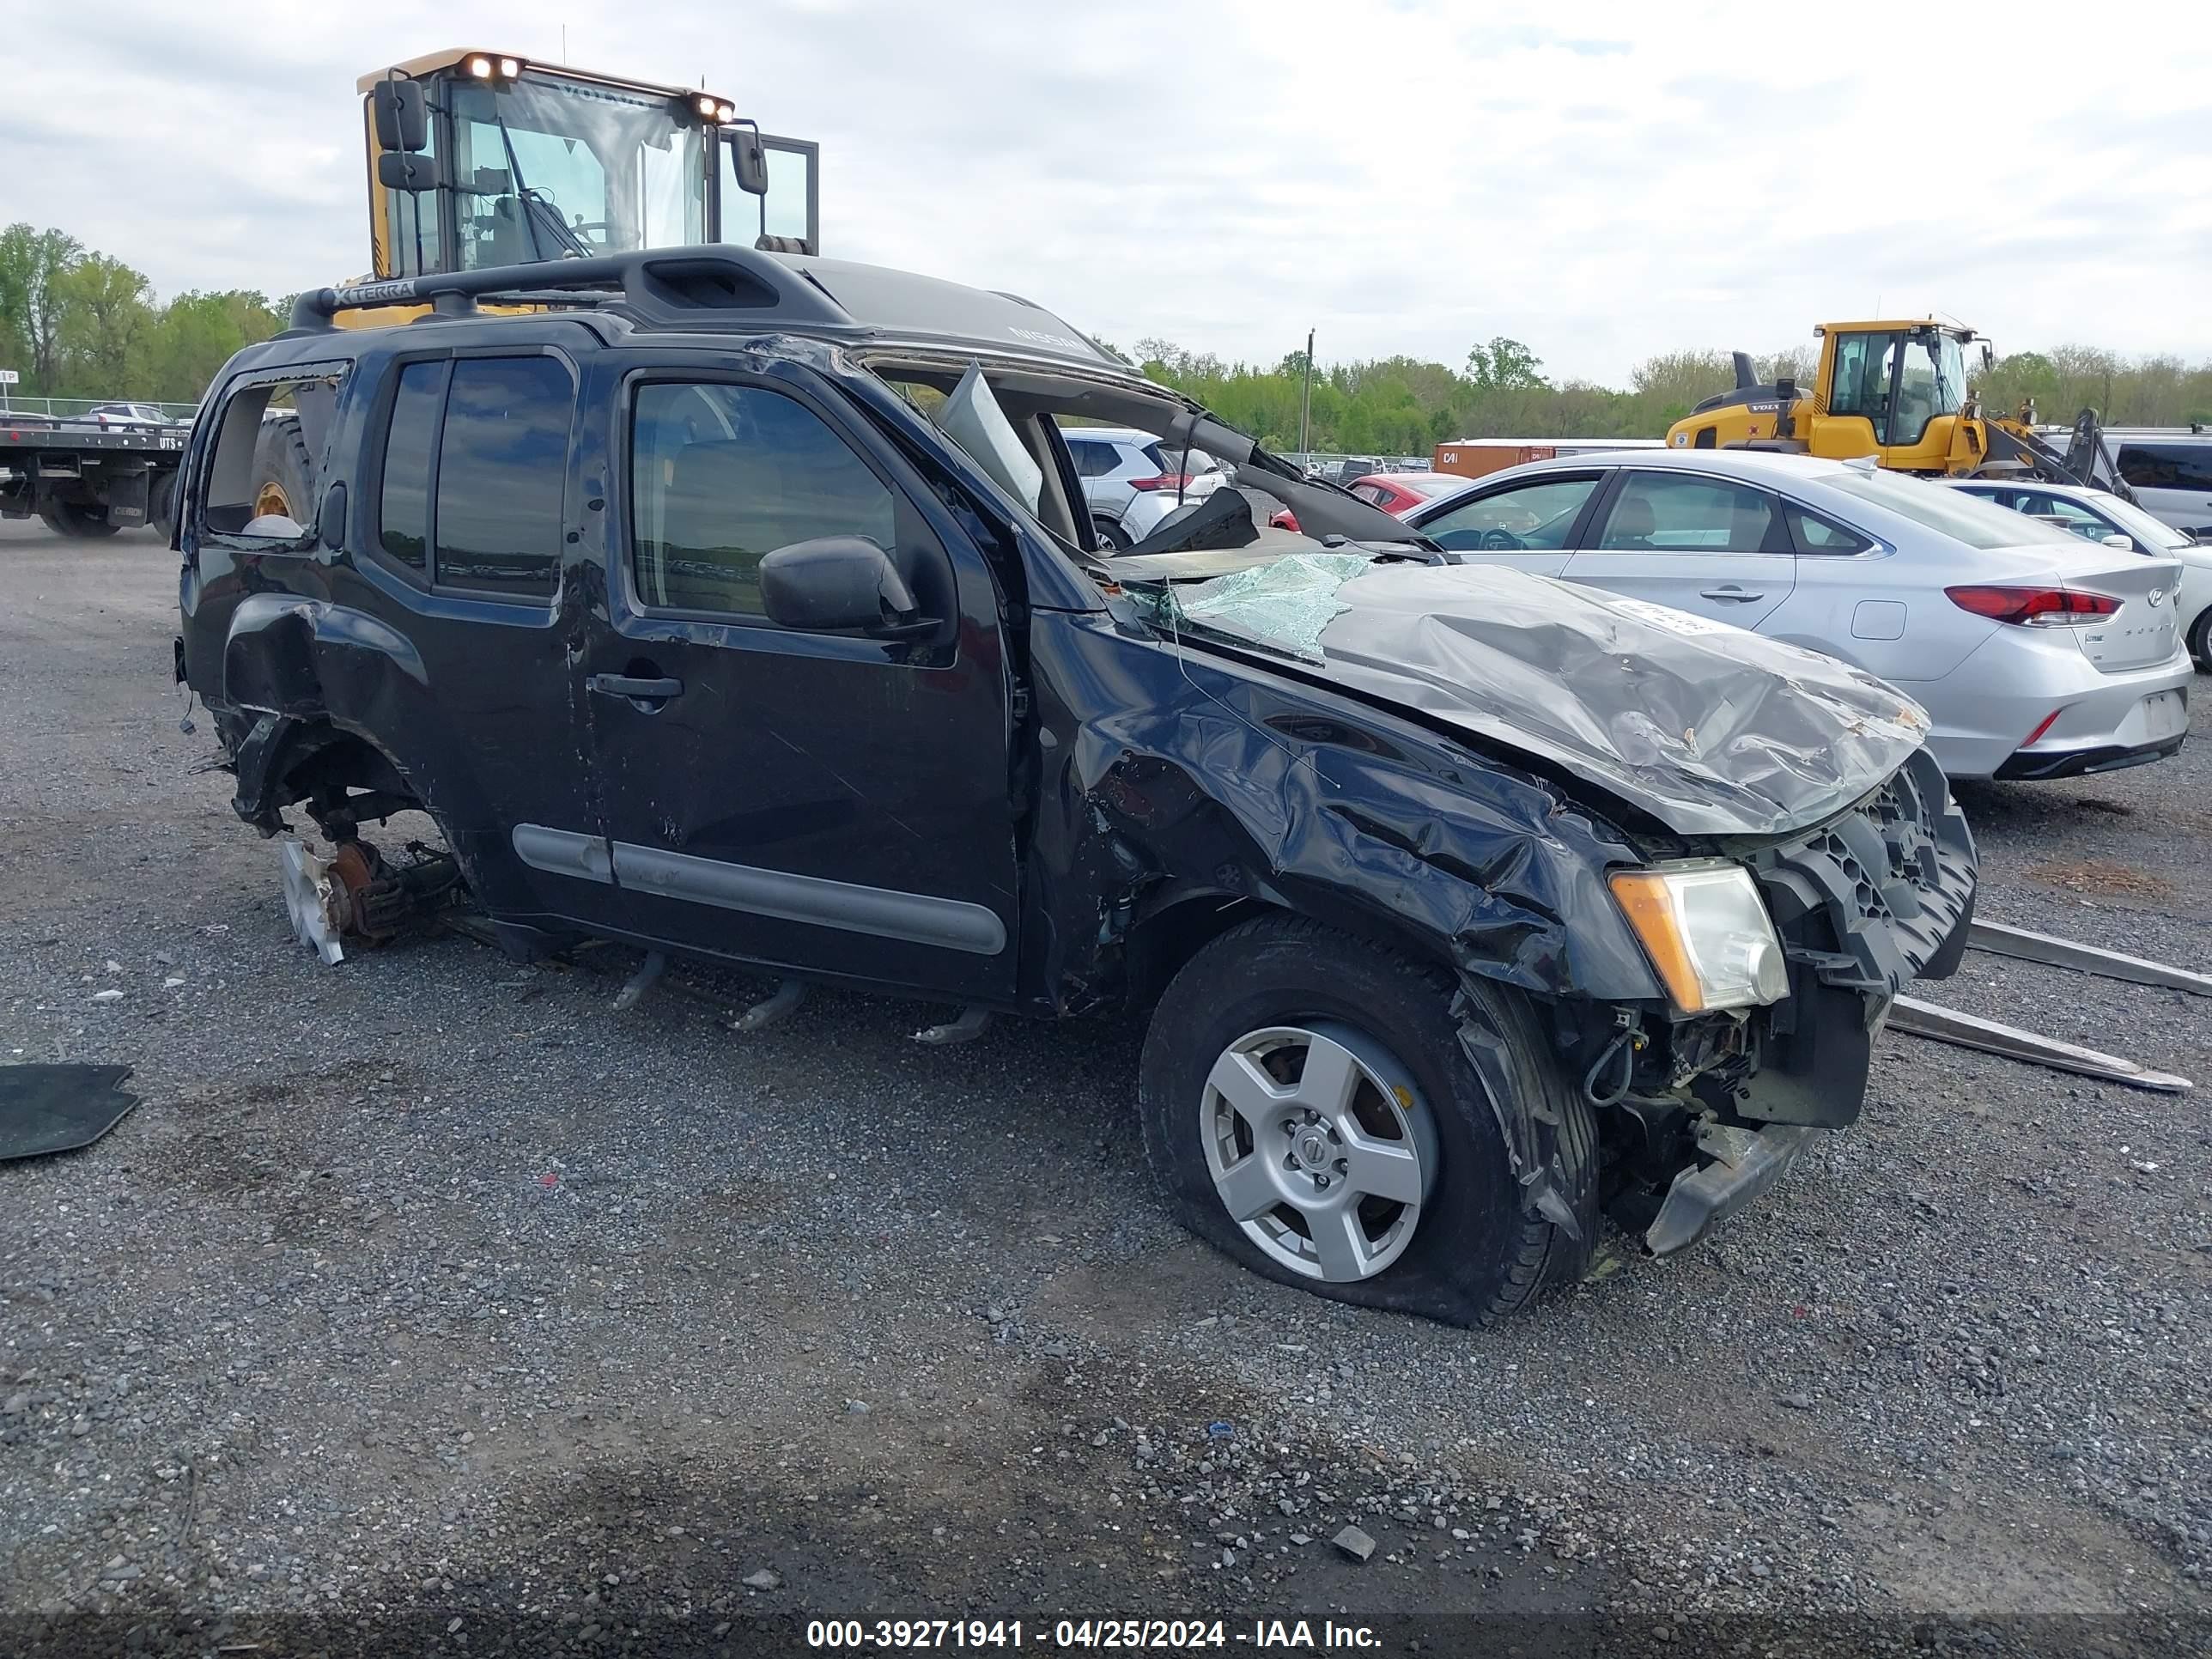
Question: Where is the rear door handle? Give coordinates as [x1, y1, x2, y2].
[1699, 586, 1765, 602]
[587, 673, 684, 702]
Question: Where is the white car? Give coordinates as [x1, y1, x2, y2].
[1060, 425, 1227, 550]
[1398, 451, 2191, 782]
[1945, 477, 2212, 666]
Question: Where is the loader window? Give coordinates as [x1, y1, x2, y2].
[447, 77, 708, 270]
[1890, 335, 1962, 447]
[1826, 332, 1900, 443]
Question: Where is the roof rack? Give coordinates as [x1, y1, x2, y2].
[289, 245, 851, 333]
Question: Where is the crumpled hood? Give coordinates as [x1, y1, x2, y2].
[1180, 558, 1932, 837]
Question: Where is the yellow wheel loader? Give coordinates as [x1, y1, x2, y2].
[1662, 322, 2136, 502]
[246, 47, 820, 522]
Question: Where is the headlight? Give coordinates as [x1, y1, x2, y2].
[1608, 860, 1790, 1013]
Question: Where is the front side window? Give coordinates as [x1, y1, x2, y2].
[629, 381, 896, 616]
[1826, 331, 1900, 442]
[1595, 473, 1779, 553]
[1420, 475, 1599, 551]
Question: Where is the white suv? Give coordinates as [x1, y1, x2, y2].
[1060, 425, 1228, 550]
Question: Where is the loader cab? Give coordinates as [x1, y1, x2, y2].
[361, 50, 819, 282]
[1809, 323, 1973, 466]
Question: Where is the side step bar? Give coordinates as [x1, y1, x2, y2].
[1889, 996, 2191, 1094]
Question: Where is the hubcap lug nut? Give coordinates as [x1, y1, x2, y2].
[1314, 1173, 1330, 1190]
[1334, 1158, 1348, 1173]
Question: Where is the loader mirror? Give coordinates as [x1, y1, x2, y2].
[1981, 343, 1995, 372]
[372, 80, 428, 153]
[727, 126, 769, 197]
[378, 150, 440, 193]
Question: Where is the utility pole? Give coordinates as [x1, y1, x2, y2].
[1296, 328, 1315, 463]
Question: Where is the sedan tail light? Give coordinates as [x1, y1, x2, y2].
[1127, 474, 1194, 493]
[1944, 585, 2121, 626]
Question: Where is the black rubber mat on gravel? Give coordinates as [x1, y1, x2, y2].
[0, 1064, 138, 1160]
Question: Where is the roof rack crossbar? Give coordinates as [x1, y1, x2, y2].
[289, 245, 850, 332]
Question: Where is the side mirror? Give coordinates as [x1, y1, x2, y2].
[371, 80, 428, 153]
[2101, 532, 2134, 550]
[727, 125, 769, 198]
[378, 151, 440, 192]
[759, 537, 928, 635]
[1982, 344, 1995, 372]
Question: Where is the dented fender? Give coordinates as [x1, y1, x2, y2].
[1019, 610, 1668, 1012]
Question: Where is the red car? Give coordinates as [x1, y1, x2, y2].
[1269, 471, 1466, 533]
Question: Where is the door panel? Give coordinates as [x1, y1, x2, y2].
[573, 361, 1020, 1000]
[1565, 471, 1797, 628]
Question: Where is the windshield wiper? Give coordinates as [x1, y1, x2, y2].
[489, 110, 592, 261]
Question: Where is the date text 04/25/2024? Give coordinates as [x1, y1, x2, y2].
[804, 1619, 1382, 1649]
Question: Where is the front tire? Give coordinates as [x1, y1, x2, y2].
[2189, 606, 2212, 672]
[1092, 515, 1130, 553]
[38, 500, 118, 538]
[1138, 914, 1595, 1325]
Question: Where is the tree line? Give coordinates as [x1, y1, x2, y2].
[8, 222, 2210, 443]
[0, 225, 287, 404]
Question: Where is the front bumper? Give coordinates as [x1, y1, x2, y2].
[1644, 1121, 1814, 1255]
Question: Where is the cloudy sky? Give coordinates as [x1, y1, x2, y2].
[6, 0, 2209, 384]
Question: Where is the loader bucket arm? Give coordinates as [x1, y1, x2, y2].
[1979, 410, 2138, 504]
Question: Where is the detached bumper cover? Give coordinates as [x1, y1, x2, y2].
[1995, 735, 2185, 781]
[1645, 1121, 1813, 1255]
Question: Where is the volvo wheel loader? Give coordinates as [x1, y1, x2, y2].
[1663, 321, 2135, 502]
[247, 47, 820, 522]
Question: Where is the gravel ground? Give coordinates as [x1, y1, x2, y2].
[3, 521, 2209, 1657]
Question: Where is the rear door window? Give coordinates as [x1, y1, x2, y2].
[370, 352, 574, 596]
[1592, 473, 1783, 553]
[433, 357, 574, 598]
[377, 362, 447, 573]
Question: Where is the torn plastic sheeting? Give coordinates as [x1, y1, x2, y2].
[1309, 563, 1931, 837]
[1171, 552, 1371, 658]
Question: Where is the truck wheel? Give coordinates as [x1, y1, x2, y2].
[38, 501, 119, 538]
[1138, 914, 1595, 1325]
[149, 471, 179, 543]
[252, 416, 317, 523]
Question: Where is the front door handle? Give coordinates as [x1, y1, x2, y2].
[1698, 586, 1765, 602]
[587, 672, 684, 704]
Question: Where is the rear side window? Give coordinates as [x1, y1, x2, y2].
[1068, 440, 1115, 478]
[629, 380, 897, 617]
[434, 358, 574, 597]
[372, 353, 574, 597]
[197, 369, 347, 543]
[2118, 443, 2212, 493]
[1784, 501, 1872, 555]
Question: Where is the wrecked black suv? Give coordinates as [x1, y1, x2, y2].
[176, 246, 1973, 1324]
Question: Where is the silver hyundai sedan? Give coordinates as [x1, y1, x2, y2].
[1398, 450, 2190, 781]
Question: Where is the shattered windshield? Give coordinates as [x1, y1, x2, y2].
[1127, 551, 1379, 660]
